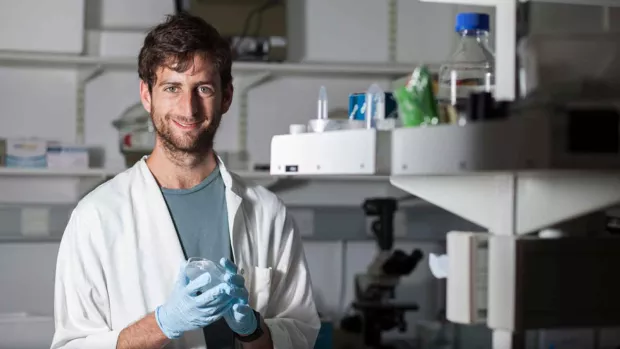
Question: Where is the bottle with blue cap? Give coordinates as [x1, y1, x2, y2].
[437, 12, 495, 125]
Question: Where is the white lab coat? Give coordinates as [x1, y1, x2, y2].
[50, 157, 320, 349]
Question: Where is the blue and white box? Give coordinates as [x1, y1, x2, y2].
[6, 139, 47, 168]
[348, 91, 398, 126]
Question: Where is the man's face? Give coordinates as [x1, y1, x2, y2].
[139, 54, 233, 155]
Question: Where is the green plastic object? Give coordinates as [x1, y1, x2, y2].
[394, 66, 439, 127]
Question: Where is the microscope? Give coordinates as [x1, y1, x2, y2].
[340, 198, 424, 349]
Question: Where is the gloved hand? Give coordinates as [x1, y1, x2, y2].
[155, 260, 248, 339]
[225, 303, 259, 336]
[219, 258, 259, 336]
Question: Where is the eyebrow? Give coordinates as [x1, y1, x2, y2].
[157, 80, 215, 87]
[158, 80, 181, 87]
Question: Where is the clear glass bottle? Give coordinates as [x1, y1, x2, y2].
[437, 13, 495, 125]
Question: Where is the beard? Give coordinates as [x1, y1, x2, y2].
[150, 106, 221, 156]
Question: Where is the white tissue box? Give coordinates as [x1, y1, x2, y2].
[46, 143, 89, 169]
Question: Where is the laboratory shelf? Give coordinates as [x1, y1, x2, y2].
[0, 51, 420, 78]
[0, 167, 109, 205]
[228, 170, 389, 182]
[101, 167, 389, 182]
[0, 236, 62, 243]
[0, 52, 135, 69]
[0, 167, 109, 178]
[391, 171, 620, 235]
[388, 116, 620, 234]
[270, 115, 620, 234]
[231, 61, 422, 78]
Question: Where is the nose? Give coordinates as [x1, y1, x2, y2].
[179, 89, 198, 118]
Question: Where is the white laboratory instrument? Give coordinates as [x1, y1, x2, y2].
[269, 2, 620, 349]
[112, 102, 155, 167]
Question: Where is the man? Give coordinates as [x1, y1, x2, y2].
[50, 13, 320, 349]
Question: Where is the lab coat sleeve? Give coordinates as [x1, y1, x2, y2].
[50, 209, 120, 349]
[263, 201, 321, 349]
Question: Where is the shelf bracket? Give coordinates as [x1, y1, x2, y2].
[236, 71, 273, 169]
[388, 0, 398, 63]
[76, 66, 105, 144]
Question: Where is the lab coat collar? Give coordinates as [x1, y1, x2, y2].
[214, 152, 245, 198]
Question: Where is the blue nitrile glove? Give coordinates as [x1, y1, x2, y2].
[220, 258, 248, 302]
[155, 260, 249, 339]
[220, 258, 259, 336]
[225, 303, 259, 336]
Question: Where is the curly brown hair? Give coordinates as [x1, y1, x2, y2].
[138, 12, 233, 92]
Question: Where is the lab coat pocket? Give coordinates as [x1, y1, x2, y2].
[247, 266, 272, 315]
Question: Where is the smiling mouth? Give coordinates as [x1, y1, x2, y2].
[173, 119, 204, 130]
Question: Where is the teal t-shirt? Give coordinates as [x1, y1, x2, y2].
[160, 166, 234, 348]
[161, 166, 230, 262]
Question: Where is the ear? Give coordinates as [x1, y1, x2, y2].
[139, 80, 152, 114]
[220, 83, 234, 114]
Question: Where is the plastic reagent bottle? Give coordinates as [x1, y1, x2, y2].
[365, 83, 385, 129]
[437, 12, 495, 126]
[318, 85, 328, 120]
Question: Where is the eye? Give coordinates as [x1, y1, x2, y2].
[164, 86, 178, 93]
[198, 86, 213, 94]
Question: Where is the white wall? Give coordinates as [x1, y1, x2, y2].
[0, 243, 58, 315]
[0, 68, 78, 142]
